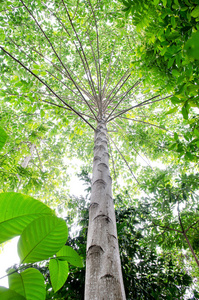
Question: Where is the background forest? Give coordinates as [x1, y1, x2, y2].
[0, 0, 199, 299]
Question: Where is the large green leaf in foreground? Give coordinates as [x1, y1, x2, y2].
[49, 258, 69, 292]
[0, 126, 7, 151]
[8, 268, 45, 300]
[0, 193, 54, 244]
[18, 216, 68, 263]
[0, 286, 25, 300]
[56, 245, 83, 267]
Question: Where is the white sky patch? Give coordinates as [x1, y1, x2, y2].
[69, 171, 86, 197]
[64, 157, 87, 197]
[192, 107, 199, 114]
[136, 154, 166, 170]
[0, 237, 20, 288]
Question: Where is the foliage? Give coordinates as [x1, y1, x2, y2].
[8, 268, 46, 300]
[116, 205, 193, 299]
[121, 0, 199, 102]
[0, 122, 83, 297]
[120, 0, 199, 161]
[138, 168, 199, 290]
[0, 126, 7, 151]
[0, 192, 83, 298]
[0, 103, 73, 205]
[35, 187, 194, 299]
[0, 125, 83, 298]
[0, 0, 199, 298]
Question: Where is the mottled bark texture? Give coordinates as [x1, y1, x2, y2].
[85, 120, 126, 300]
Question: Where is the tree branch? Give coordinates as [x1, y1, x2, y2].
[108, 134, 139, 184]
[19, 0, 98, 121]
[106, 80, 141, 121]
[108, 95, 172, 123]
[185, 220, 199, 233]
[0, 47, 95, 130]
[152, 222, 182, 233]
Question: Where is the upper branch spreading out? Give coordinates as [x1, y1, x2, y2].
[0, 47, 95, 130]
[0, 0, 174, 186]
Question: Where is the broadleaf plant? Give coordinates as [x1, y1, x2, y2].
[0, 126, 7, 152]
[18, 215, 68, 263]
[0, 192, 83, 295]
[0, 0, 199, 298]
[56, 245, 83, 268]
[49, 259, 69, 293]
[0, 286, 26, 300]
[0, 192, 54, 244]
[8, 268, 46, 300]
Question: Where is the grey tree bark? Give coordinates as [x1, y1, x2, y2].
[21, 143, 36, 168]
[85, 119, 126, 300]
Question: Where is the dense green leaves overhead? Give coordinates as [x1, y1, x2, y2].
[0, 126, 7, 151]
[121, 0, 199, 126]
[1, 0, 198, 189]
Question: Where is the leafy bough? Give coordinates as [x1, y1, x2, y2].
[0, 129, 83, 299]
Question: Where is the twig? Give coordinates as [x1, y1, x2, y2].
[108, 134, 139, 184]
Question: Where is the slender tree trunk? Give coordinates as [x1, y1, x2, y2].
[21, 143, 35, 168]
[85, 119, 126, 300]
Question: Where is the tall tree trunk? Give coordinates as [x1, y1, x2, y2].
[85, 119, 126, 300]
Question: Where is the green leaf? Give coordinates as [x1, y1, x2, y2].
[32, 64, 40, 69]
[172, 69, 179, 77]
[181, 104, 189, 119]
[0, 126, 8, 151]
[185, 31, 199, 60]
[194, 128, 199, 138]
[0, 29, 5, 41]
[174, 132, 178, 140]
[56, 245, 83, 267]
[49, 259, 69, 292]
[175, 53, 181, 68]
[171, 96, 182, 104]
[168, 57, 175, 69]
[18, 216, 68, 263]
[40, 110, 45, 118]
[165, 107, 178, 115]
[168, 143, 176, 150]
[171, 16, 176, 28]
[32, 69, 40, 75]
[0, 287, 26, 300]
[0, 193, 53, 244]
[122, 0, 130, 7]
[14, 82, 23, 87]
[190, 138, 199, 145]
[8, 268, 45, 300]
[191, 6, 199, 18]
[185, 152, 194, 160]
[162, 0, 167, 6]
